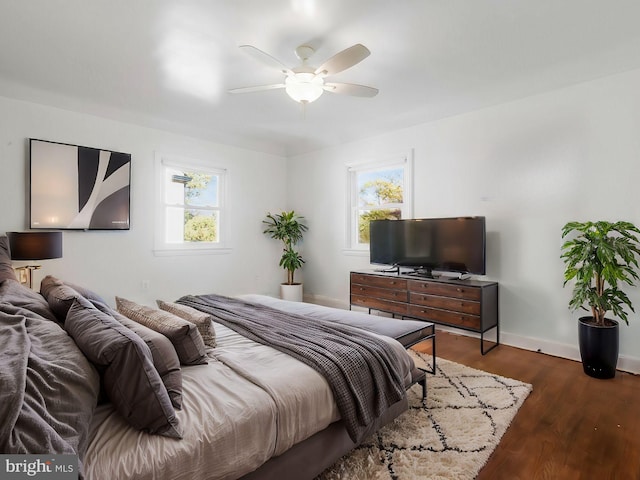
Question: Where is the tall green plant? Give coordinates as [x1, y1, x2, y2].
[561, 221, 640, 326]
[263, 211, 308, 285]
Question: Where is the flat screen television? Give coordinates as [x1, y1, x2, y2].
[30, 139, 131, 230]
[369, 216, 486, 276]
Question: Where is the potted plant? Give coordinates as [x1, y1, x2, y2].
[561, 220, 640, 378]
[263, 211, 308, 301]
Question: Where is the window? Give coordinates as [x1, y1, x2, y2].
[346, 152, 413, 250]
[155, 154, 228, 255]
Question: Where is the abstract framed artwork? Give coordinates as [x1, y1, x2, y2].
[29, 138, 131, 230]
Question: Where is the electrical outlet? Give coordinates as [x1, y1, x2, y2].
[141, 280, 150, 290]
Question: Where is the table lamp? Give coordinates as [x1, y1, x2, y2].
[7, 231, 63, 289]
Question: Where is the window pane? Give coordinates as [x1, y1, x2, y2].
[357, 167, 403, 208]
[165, 168, 218, 207]
[165, 168, 186, 204]
[165, 207, 218, 243]
[185, 172, 218, 207]
[358, 209, 402, 244]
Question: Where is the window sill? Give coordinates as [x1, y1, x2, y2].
[342, 248, 369, 257]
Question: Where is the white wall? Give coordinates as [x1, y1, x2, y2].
[0, 95, 289, 305]
[3, 67, 639, 372]
[288, 67, 640, 371]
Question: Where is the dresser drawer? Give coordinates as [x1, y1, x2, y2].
[351, 294, 408, 316]
[408, 280, 482, 301]
[351, 284, 408, 302]
[408, 305, 481, 330]
[351, 273, 408, 290]
[410, 292, 481, 315]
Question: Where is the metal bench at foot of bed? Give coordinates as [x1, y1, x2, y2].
[393, 321, 435, 400]
[350, 306, 437, 382]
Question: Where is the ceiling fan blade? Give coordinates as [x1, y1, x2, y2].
[324, 82, 379, 97]
[239, 45, 294, 76]
[314, 44, 371, 76]
[228, 84, 286, 94]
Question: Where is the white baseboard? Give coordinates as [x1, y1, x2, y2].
[415, 325, 640, 375]
[304, 294, 640, 375]
[501, 330, 640, 375]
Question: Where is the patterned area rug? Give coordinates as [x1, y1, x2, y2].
[317, 351, 532, 480]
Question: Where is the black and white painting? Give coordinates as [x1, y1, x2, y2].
[30, 139, 131, 230]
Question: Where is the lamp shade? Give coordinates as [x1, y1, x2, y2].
[7, 231, 63, 260]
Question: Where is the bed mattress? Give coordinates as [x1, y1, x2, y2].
[84, 318, 414, 480]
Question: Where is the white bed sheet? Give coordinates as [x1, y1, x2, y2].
[85, 354, 277, 480]
[84, 304, 413, 480]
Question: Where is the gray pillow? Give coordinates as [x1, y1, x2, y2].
[0, 236, 17, 283]
[116, 297, 207, 366]
[63, 280, 107, 305]
[92, 300, 183, 410]
[65, 296, 182, 438]
[40, 275, 81, 322]
[157, 300, 216, 348]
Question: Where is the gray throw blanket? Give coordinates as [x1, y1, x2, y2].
[0, 288, 100, 479]
[177, 294, 406, 443]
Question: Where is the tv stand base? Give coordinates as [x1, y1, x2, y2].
[433, 270, 472, 280]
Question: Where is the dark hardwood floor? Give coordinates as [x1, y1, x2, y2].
[413, 331, 640, 480]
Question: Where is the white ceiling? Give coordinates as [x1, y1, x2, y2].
[2, 0, 640, 157]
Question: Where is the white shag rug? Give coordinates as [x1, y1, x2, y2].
[317, 351, 533, 480]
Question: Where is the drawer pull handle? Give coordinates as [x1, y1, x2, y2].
[457, 288, 463, 292]
[390, 281, 396, 285]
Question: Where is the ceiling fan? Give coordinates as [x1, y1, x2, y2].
[228, 43, 379, 104]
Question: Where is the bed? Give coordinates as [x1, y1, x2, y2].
[0, 236, 433, 480]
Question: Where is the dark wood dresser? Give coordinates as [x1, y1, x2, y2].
[350, 271, 499, 354]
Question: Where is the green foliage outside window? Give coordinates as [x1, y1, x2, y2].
[359, 178, 403, 206]
[181, 172, 217, 242]
[358, 173, 403, 243]
[184, 213, 217, 242]
[184, 172, 212, 201]
[359, 209, 401, 243]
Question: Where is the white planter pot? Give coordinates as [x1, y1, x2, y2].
[280, 283, 303, 302]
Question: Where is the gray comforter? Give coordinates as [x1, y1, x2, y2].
[0, 280, 100, 475]
[177, 293, 406, 443]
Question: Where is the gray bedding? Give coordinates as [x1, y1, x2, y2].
[177, 293, 406, 443]
[0, 280, 100, 476]
[0, 235, 413, 480]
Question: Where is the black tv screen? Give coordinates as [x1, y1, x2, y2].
[30, 139, 131, 230]
[370, 217, 486, 275]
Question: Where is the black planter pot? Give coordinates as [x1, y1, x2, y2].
[578, 316, 619, 379]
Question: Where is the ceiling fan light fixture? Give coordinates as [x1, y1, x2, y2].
[285, 73, 324, 103]
[231, 43, 378, 103]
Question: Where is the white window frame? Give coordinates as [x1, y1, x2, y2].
[344, 150, 414, 254]
[154, 153, 231, 256]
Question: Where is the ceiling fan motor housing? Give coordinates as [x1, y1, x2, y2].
[295, 45, 315, 62]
